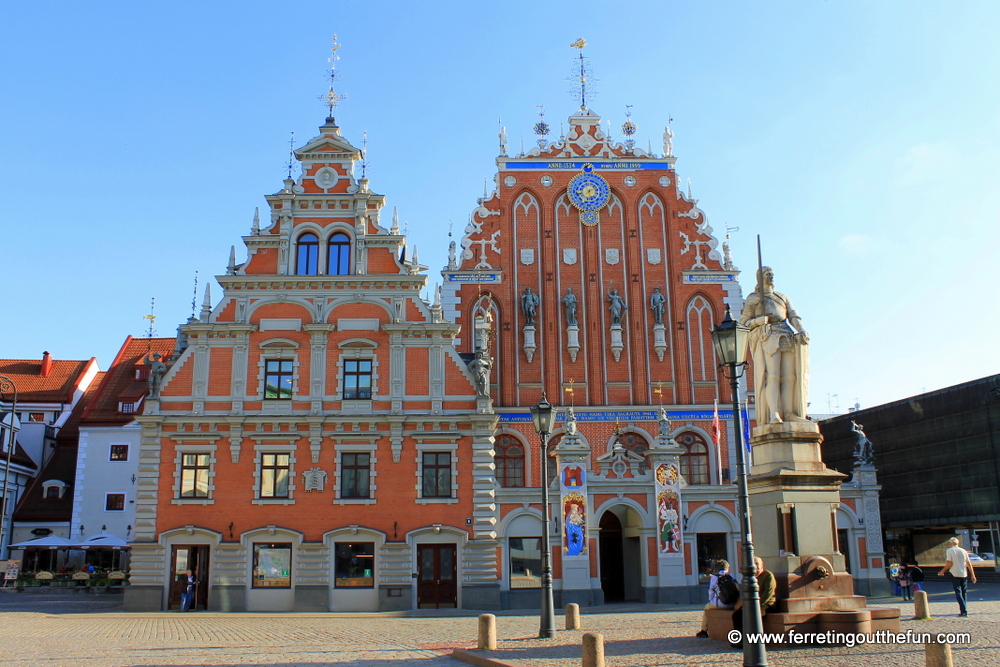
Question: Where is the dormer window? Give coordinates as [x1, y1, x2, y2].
[296, 233, 319, 275]
[119, 402, 135, 414]
[135, 368, 149, 381]
[327, 232, 352, 275]
[41, 480, 67, 499]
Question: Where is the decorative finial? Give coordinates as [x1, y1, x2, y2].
[286, 131, 295, 179]
[569, 39, 595, 111]
[360, 130, 368, 179]
[565, 378, 576, 407]
[621, 105, 636, 150]
[200, 283, 212, 323]
[498, 119, 508, 156]
[533, 106, 550, 148]
[483, 178, 488, 200]
[391, 206, 400, 234]
[251, 207, 260, 235]
[320, 35, 347, 117]
[190, 271, 199, 319]
[687, 178, 692, 199]
[227, 246, 237, 275]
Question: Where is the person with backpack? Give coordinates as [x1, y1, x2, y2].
[908, 561, 924, 593]
[898, 565, 912, 601]
[695, 559, 738, 638]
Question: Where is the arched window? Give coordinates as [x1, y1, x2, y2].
[296, 233, 319, 275]
[677, 432, 710, 485]
[327, 232, 351, 275]
[495, 435, 524, 487]
[620, 432, 650, 473]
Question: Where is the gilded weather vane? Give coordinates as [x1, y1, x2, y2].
[319, 35, 347, 117]
[569, 39, 596, 110]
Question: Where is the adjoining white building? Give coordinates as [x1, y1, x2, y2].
[1, 353, 99, 557]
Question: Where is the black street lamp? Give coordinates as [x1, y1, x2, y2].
[530, 393, 556, 639]
[711, 309, 768, 667]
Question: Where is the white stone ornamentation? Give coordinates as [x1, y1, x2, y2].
[605, 249, 620, 265]
[520, 249, 535, 265]
[563, 248, 578, 265]
[646, 248, 661, 265]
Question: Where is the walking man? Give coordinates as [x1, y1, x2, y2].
[938, 536, 977, 616]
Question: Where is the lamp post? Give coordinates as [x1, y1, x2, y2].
[530, 394, 556, 639]
[711, 309, 767, 667]
[0, 375, 19, 560]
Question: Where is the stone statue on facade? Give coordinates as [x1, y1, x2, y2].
[144, 352, 168, 398]
[562, 288, 578, 326]
[649, 286, 666, 325]
[565, 406, 578, 436]
[658, 407, 671, 437]
[608, 289, 626, 325]
[739, 266, 809, 424]
[468, 347, 492, 398]
[662, 125, 674, 156]
[852, 421, 874, 466]
[521, 287, 540, 326]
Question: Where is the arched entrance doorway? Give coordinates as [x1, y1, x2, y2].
[598, 507, 643, 602]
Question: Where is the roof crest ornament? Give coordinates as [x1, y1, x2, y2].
[533, 106, 550, 148]
[319, 35, 347, 119]
[569, 39, 596, 112]
[360, 130, 369, 180]
[285, 131, 295, 180]
[251, 207, 260, 235]
[621, 105, 636, 151]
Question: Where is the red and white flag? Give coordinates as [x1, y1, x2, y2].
[712, 399, 723, 484]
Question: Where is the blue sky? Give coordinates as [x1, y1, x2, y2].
[2, 1, 998, 412]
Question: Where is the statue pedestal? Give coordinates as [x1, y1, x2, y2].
[652, 323, 667, 361]
[522, 325, 536, 363]
[566, 325, 580, 362]
[743, 421, 899, 639]
[609, 325, 624, 362]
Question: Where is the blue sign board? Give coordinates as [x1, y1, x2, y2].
[502, 161, 673, 171]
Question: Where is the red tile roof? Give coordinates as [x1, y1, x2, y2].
[81, 337, 176, 426]
[0, 357, 98, 403]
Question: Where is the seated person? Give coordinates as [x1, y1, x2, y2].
[731, 556, 776, 647]
[696, 559, 737, 638]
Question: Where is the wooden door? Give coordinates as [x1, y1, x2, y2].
[417, 544, 457, 609]
[169, 545, 209, 610]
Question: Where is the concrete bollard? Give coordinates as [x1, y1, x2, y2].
[582, 632, 605, 667]
[925, 641, 953, 667]
[477, 613, 497, 650]
[914, 590, 931, 619]
[566, 602, 582, 630]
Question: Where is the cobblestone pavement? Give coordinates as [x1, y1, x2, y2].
[0, 582, 998, 667]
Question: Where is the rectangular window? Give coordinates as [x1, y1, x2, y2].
[340, 453, 370, 498]
[264, 359, 294, 399]
[105, 493, 126, 511]
[509, 537, 542, 588]
[421, 452, 451, 498]
[260, 453, 290, 498]
[119, 402, 135, 414]
[109, 444, 129, 461]
[45, 486, 60, 499]
[180, 453, 211, 498]
[343, 359, 373, 399]
[334, 542, 375, 588]
[252, 543, 291, 588]
[28, 413, 45, 422]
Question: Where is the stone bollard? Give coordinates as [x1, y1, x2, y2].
[582, 632, 605, 667]
[566, 602, 582, 630]
[914, 590, 931, 619]
[477, 613, 497, 650]
[925, 641, 953, 667]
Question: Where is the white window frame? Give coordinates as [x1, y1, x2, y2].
[333, 441, 378, 505]
[252, 443, 298, 505]
[171, 443, 218, 505]
[414, 441, 459, 505]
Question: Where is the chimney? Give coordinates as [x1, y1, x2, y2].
[40, 351, 53, 378]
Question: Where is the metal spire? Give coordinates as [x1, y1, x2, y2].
[360, 130, 368, 179]
[569, 39, 595, 111]
[320, 35, 347, 118]
[190, 271, 199, 319]
[251, 207, 260, 235]
[142, 298, 157, 352]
